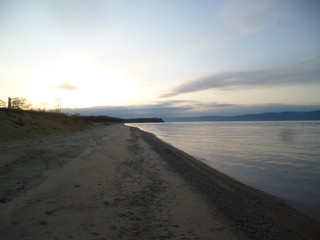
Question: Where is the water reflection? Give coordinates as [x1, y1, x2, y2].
[280, 128, 295, 143]
[127, 121, 320, 220]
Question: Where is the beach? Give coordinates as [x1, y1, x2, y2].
[0, 111, 319, 240]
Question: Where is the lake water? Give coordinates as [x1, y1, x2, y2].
[127, 121, 320, 221]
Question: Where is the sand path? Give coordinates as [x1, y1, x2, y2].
[0, 124, 243, 240]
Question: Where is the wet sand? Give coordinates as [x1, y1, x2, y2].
[0, 122, 319, 239]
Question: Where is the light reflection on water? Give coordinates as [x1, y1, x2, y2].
[127, 121, 320, 220]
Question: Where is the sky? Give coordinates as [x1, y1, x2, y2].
[1, 0, 320, 118]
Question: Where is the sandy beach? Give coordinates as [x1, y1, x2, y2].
[0, 110, 319, 240]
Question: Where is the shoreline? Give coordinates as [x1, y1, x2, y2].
[0, 123, 319, 239]
[127, 121, 320, 222]
[132, 126, 320, 240]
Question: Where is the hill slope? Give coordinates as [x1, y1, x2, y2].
[0, 109, 92, 141]
[166, 111, 320, 122]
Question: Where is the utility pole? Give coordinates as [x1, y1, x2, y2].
[8, 97, 11, 109]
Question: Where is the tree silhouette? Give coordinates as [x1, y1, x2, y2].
[0, 99, 6, 108]
[55, 98, 62, 112]
[11, 97, 31, 110]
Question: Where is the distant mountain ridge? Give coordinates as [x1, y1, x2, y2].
[166, 110, 320, 122]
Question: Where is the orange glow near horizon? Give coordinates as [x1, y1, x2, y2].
[17, 54, 144, 109]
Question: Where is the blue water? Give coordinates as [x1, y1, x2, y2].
[127, 121, 320, 221]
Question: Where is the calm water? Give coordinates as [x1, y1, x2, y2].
[127, 121, 320, 220]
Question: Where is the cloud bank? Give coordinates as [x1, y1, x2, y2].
[160, 57, 320, 98]
[63, 100, 320, 119]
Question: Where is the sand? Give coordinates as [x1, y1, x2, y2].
[0, 110, 319, 240]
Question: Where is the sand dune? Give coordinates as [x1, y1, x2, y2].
[0, 109, 92, 141]
[0, 110, 319, 239]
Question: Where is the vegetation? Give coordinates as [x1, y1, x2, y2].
[80, 115, 164, 123]
[125, 118, 164, 123]
[10, 97, 31, 110]
[0, 99, 6, 108]
[0, 97, 164, 123]
[0, 97, 60, 112]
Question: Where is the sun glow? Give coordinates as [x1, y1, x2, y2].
[26, 54, 142, 109]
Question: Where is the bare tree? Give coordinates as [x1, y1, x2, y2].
[31, 102, 48, 112]
[55, 98, 62, 112]
[38, 102, 47, 112]
[11, 97, 31, 110]
[0, 99, 6, 108]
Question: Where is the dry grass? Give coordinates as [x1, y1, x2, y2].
[0, 108, 92, 141]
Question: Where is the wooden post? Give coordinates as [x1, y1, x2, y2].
[8, 97, 11, 109]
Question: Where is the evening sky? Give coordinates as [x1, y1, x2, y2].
[1, 0, 319, 117]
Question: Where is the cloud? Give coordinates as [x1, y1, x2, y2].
[206, 102, 236, 108]
[54, 81, 78, 91]
[160, 56, 320, 98]
[63, 100, 210, 118]
[219, 0, 287, 34]
[64, 104, 191, 119]
[63, 102, 320, 119]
